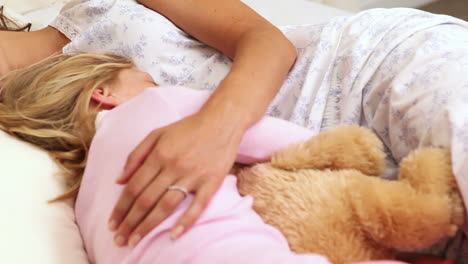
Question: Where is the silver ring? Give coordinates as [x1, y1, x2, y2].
[167, 185, 189, 197]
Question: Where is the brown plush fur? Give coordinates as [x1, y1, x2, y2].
[236, 125, 465, 264]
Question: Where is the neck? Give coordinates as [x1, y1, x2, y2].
[0, 26, 70, 76]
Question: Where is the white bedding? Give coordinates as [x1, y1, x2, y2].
[242, 0, 352, 26]
[2, 0, 352, 29]
[0, 1, 352, 263]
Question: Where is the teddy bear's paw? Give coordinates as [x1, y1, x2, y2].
[350, 178, 457, 251]
[398, 148, 454, 195]
[271, 125, 385, 175]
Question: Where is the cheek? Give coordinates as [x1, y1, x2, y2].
[123, 79, 152, 98]
[115, 69, 155, 100]
[132, 85, 148, 96]
[133, 82, 151, 95]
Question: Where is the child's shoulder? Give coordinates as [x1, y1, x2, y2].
[95, 86, 211, 133]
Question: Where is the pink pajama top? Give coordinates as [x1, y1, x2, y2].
[76, 87, 410, 264]
[75, 86, 328, 264]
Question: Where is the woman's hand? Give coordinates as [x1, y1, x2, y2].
[108, 110, 244, 247]
[113, 0, 297, 248]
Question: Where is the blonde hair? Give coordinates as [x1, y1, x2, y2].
[0, 53, 133, 201]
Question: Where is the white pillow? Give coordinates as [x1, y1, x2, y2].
[3, 0, 352, 31]
[241, 0, 352, 26]
[0, 0, 68, 30]
[0, 0, 65, 14]
[0, 131, 89, 264]
[0, 5, 31, 27]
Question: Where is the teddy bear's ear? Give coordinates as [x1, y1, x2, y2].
[271, 125, 385, 175]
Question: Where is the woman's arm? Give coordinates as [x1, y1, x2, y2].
[109, 0, 297, 248]
[139, 0, 296, 128]
[0, 27, 69, 76]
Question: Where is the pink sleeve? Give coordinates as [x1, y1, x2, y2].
[236, 117, 315, 164]
[160, 86, 315, 164]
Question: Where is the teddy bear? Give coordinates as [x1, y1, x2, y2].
[236, 125, 466, 264]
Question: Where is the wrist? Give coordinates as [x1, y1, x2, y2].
[198, 96, 254, 136]
[200, 74, 272, 130]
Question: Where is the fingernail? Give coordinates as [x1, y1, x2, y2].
[116, 172, 125, 182]
[171, 226, 184, 240]
[114, 235, 126, 247]
[129, 234, 141, 248]
[108, 220, 117, 231]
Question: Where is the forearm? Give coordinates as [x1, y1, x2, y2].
[199, 26, 297, 133]
[164, 87, 313, 164]
[136, 0, 297, 133]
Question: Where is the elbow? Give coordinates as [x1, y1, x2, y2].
[220, 17, 298, 67]
[282, 33, 297, 67]
[269, 27, 297, 68]
[239, 24, 297, 64]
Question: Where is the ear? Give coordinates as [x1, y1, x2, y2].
[91, 85, 120, 109]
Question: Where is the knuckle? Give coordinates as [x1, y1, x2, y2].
[197, 166, 209, 177]
[153, 148, 170, 161]
[123, 185, 140, 198]
[141, 161, 158, 173]
[189, 162, 204, 173]
[184, 210, 200, 224]
[159, 197, 178, 213]
[119, 222, 133, 234]
[135, 196, 154, 211]
[173, 157, 191, 172]
[193, 203, 204, 214]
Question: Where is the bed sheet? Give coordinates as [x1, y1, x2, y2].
[7, 0, 353, 29]
[241, 0, 353, 26]
[0, 1, 351, 264]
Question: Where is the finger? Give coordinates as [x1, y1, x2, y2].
[113, 172, 177, 247]
[117, 130, 161, 184]
[171, 181, 219, 239]
[127, 180, 191, 247]
[108, 157, 162, 233]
